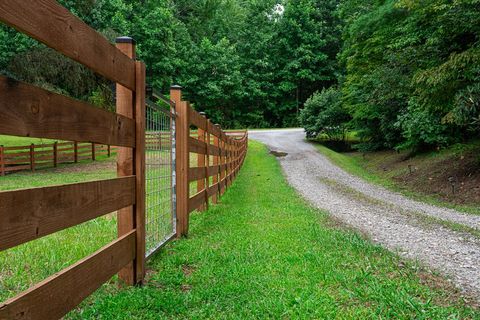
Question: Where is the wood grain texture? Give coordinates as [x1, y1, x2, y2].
[188, 166, 221, 182]
[0, 0, 135, 90]
[188, 137, 207, 155]
[115, 40, 136, 285]
[212, 135, 219, 203]
[189, 108, 208, 131]
[172, 89, 189, 237]
[203, 128, 211, 210]
[0, 146, 4, 176]
[188, 190, 207, 213]
[197, 127, 206, 211]
[134, 61, 146, 283]
[0, 177, 136, 251]
[207, 121, 222, 138]
[0, 77, 135, 147]
[0, 231, 136, 320]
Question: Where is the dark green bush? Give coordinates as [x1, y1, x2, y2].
[299, 87, 350, 140]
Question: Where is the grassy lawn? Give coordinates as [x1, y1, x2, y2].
[0, 135, 58, 147]
[64, 141, 477, 319]
[0, 156, 116, 191]
[0, 157, 118, 301]
[313, 142, 480, 216]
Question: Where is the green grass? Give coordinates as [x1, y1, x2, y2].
[0, 156, 116, 191]
[63, 141, 477, 319]
[0, 135, 58, 147]
[0, 218, 118, 302]
[313, 143, 480, 216]
[0, 157, 118, 301]
[313, 144, 397, 188]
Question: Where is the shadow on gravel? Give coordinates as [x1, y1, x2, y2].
[269, 150, 288, 157]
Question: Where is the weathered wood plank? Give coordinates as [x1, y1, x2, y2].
[115, 38, 136, 285]
[172, 88, 190, 237]
[197, 127, 206, 211]
[0, 77, 135, 147]
[206, 182, 220, 197]
[0, 231, 136, 320]
[0, 0, 135, 90]
[207, 121, 222, 138]
[189, 108, 207, 131]
[134, 61, 146, 284]
[188, 137, 207, 155]
[188, 166, 221, 182]
[0, 177, 136, 251]
[188, 190, 207, 213]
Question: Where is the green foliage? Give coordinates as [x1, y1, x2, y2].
[338, 0, 480, 151]
[2, 0, 478, 143]
[179, 37, 243, 126]
[0, 0, 341, 129]
[396, 100, 456, 151]
[299, 87, 350, 140]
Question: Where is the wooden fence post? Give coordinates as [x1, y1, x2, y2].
[115, 36, 136, 285]
[0, 145, 5, 176]
[30, 144, 35, 172]
[53, 141, 58, 167]
[197, 112, 206, 211]
[91, 142, 96, 161]
[74, 142, 78, 163]
[171, 85, 189, 237]
[204, 118, 211, 210]
[220, 130, 226, 196]
[212, 128, 219, 204]
[134, 60, 146, 284]
[108, 145, 111, 157]
[226, 140, 231, 188]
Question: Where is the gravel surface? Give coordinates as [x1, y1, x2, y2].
[250, 128, 480, 299]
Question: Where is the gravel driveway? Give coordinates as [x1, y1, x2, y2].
[249, 128, 480, 299]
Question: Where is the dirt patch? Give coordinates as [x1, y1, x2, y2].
[417, 269, 479, 309]
[181, 284, 192, 292]
[357, 148, 480, 208]
[182, 264, 196, 277]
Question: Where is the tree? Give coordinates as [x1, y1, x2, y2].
[338, 0, 480, 150]
[272, 0, 341, 127]
[179, 37, 243, 127]
[299, 87, 350, 140]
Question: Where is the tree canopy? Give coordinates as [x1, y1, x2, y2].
[1, 0, 478, 151]
[0, 0, 341, 128]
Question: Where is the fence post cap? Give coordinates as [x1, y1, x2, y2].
[170, 84, 182, 90]
[199, 112, 206, 116]
[115, 36, 136, 44]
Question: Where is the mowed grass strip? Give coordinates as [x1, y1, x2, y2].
[68, 141, 478, 319]
[312, 142, 480, 216]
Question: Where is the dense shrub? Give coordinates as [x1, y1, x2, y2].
[299, 87, 350, 140]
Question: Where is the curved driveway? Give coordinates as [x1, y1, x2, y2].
[249, 128, 480, 299]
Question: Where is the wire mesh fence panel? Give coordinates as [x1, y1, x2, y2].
[145, 98, 176, 258]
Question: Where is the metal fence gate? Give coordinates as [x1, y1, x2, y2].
[144, 88, 176, 258]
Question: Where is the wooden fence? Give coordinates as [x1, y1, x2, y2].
[0, 1, 248, 319]
[0, 0, 144, 318]
[171, 87, 248, 236]
[0, 142, 115, 175]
